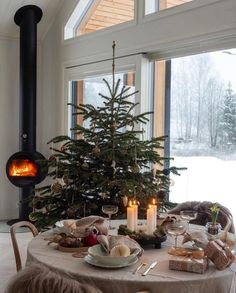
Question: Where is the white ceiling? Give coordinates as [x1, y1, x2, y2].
[0, 0, 65, 40]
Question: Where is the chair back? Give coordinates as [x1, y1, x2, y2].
[10, 221, 38, 271]
[168, 201, 235, 233]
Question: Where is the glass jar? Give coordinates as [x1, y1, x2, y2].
[205, 222, 221, 235]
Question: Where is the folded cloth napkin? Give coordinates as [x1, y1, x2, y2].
[97, 235, 143, 255]
[159, 216, 177, 231]
[73, 216, 108, 238]
[182, 231, 209, 248]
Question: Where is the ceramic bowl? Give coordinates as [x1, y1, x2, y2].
[54, 219, 76, 234]
[88, 244, 140, 266]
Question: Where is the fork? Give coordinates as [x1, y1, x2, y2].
[132, 262, 147, 274]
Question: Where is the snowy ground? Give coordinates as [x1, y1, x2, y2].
[169, 156, 236, 225]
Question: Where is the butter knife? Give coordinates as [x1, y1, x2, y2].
[142, 261, 157, 276]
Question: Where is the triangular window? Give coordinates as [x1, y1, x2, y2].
[65, 0, 134, 40]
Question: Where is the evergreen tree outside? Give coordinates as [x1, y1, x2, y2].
[221, 83, 236, 147]
[30, 43, 183, 229]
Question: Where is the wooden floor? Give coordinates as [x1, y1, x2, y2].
[0, 232, 32, 292]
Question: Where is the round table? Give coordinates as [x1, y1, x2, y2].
[26, 223, 236, 293]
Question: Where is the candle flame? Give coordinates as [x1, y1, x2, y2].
[129, 200, 132, 207]
[152, 198, 156, 205]
[148, 204, 152, 209]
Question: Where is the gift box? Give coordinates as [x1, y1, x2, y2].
[169, 255, 208, 274]
[204, 239, 235, 270]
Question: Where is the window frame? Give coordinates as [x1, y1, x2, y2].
[140, 0, 223, 24]
[63, 54, 150, 136]
[64, 0, 138, 41]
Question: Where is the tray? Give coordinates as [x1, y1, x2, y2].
[57, 245, 88, 253]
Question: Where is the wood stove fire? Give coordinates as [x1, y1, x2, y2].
[6, 5, 46, 220]
[6, 151, 46, 188]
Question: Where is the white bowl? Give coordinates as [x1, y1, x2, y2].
[88, 244, 140, 266]
[54, 219, 76, 234]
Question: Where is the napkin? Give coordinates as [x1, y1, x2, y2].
[182, 231, 209, 248]
[73, 216, 108, 238]
[97, 235, 143, 256]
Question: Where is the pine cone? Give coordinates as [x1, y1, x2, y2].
[51, 181, 63, 193]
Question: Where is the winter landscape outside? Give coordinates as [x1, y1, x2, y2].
[169, 49, 236, 225]
[71, 50, 236, 225]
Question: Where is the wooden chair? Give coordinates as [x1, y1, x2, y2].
[10, 221, 38, 272]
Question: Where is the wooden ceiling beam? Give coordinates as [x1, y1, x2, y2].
[94, 10, 133, 21]
[96, 5, 134, 17]
[90, 15, 126, 24]
[100, 1, 134, 12]
[104, 0, 134, 6]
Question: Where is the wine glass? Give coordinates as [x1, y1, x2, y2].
[180, 210, 198, 231]
[102, 205, 118, 230]
[167, 221, 186, 249]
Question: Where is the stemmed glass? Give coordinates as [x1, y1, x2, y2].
[180, 210, 198, 231]
[102, 205, 118, 230]
[167, 221, 186, 249]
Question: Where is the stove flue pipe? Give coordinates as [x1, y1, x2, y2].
[13, 6, 42, 220]
[14, 5, 42, 152]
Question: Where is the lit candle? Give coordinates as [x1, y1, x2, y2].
[127, 201, 135, 231]
[147, 204, 155, 234]
[133, 200, 138, 231]
[152, 198, 157, 230]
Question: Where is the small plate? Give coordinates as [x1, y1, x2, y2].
[84, 255, 139, 269]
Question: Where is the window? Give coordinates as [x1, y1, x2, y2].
[65, 0, 134, 39]
[69, 72, 135, 137]
[150, 49, 236, 222]
[145, 0, 193, 15]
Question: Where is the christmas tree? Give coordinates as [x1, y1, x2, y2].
[30, 42, 183, 229]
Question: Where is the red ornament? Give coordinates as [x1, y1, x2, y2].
[83, 232, 98, 246]
[61, 145, 65, 152]
[48, 155, 56, 161]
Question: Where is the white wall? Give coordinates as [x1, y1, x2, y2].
[0, 38, 19, 219]
[2, 0, 236, 219]
[0, 37, 43, 220]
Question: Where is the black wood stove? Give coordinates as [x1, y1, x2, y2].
[6, 5, 46, 220]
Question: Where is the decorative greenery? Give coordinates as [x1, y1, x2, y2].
[118, 224, 166, 246]
[210, 204, 220, 225]
[30, 42, 184, 230]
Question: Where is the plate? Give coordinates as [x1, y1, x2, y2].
[84, 254, 139, 269]
[88, 244, 140, 266]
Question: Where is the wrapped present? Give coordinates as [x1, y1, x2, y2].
[169, 255, 208, 274]
[169, 248, 208, 274]
[204, 239, 235, 270]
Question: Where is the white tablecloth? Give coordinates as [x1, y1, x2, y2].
[26, 221, 236, 293]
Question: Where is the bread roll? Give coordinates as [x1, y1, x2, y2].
[110, 244, 130, 257]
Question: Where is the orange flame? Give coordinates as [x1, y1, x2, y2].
[9, 159, 38, 177]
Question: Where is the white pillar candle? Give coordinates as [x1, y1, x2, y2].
[147, 205, 155, 234]
[127, 201, 135, 231]
[132, 200, 138, 231]
[152, 198, 157, 231]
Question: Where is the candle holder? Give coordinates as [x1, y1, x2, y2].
[118, 224, 167, 249]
